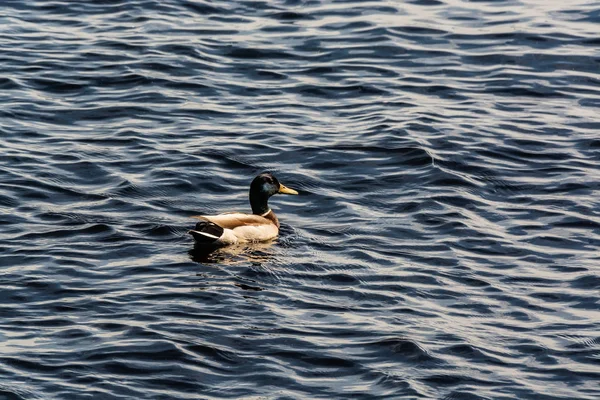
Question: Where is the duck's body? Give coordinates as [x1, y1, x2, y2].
[189, 173, 297, 246]
[190, 211, 279, 245]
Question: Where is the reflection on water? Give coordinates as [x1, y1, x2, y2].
[189, 240, 277, 265]
[1, 0, 599, 399]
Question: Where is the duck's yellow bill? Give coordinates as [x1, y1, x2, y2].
[279, 184, 298, 195]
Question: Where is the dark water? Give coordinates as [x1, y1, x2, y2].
[1, 0, 600, 398]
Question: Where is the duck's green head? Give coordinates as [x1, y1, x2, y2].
[249, 173, 298, 214]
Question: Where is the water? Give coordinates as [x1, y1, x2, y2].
[1, 0, 599, 398]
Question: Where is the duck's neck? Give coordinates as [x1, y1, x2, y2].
[250, 192, 270, 215]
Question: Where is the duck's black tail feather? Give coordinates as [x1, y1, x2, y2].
[188, 221, 224, 244]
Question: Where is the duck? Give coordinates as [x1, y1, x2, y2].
[188, 173, 298, 246]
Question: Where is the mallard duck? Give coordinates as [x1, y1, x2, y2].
[188, 173, 298, 246]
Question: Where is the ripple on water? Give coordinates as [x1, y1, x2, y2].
[1, 0, 600, 399]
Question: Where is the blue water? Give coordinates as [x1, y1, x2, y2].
[1, 0, 600, 399]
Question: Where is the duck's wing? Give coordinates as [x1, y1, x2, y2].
[191, 213, 272, 229]
[231, 223, 279, 242]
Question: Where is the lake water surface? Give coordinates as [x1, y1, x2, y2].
[1, 0, 599, 399]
